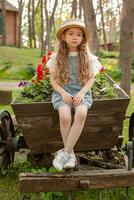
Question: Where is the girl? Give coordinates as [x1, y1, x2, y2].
[46, 18, 103, 171]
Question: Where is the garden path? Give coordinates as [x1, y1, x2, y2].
[0, 81, 134, 90]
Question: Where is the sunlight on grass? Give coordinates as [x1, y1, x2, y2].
[0, 47, 41, 80]
[101, 58, 119, 70]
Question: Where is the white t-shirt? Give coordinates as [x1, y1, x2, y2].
[46, 52, 104, 75]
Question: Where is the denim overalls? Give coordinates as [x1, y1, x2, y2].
[52, 54, 93, 110]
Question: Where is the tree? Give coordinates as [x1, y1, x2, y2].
[99, 0, 108, 50]
[120, 0, 134, 95]
[31, 0, 36, 48]
[44, 0, 58, 52]
[28, 0, 32, 48]
[1, 0, 6, 45]
[17, 0, 25, 48]
[82, 0, 100, 55]
[71, 0, 77, 18]
[78, 0, 82, 19]
[41, 0, 44, 55]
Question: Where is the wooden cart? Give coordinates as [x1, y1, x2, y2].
[0, 74, 134, 199]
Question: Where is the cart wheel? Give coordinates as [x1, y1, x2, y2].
[0, 111, 15, 172]
[127, 141, 133, 171]
[129, 113, 134, 141]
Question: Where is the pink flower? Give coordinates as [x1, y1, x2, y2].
[99, 66, 104, 72]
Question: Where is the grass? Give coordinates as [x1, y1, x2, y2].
[123, 90, 134, 143]
[0, 46, 41, 80]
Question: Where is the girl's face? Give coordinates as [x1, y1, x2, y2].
[63, 27, 84, 51]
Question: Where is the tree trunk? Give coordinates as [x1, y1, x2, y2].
[17, 0, 25, 48]
[82, 0, 100, 56]
[1, 0, 6, 45]
[99, 0, 108, 51]
[71, 0, 77, 18]
[44, 0, 58, 53]
[78, 0, 82, 19]
[120, 0, 134, 95]
[31, 0, 36, 48]
[41, 0, 44, 56]
[28, 0, 32, 48]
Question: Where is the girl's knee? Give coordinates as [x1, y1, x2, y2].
[74, 108, 87, 123]
[60, 114, 71, 126]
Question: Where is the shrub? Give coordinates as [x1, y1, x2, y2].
[99, 50, 119, 59]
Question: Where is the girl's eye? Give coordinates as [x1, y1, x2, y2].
[77, 34, 82, 37]
[67, 32, 82, 36]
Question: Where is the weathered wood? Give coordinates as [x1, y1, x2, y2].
[11, 99, 129, 153]
[12, 98, 129, 117]
[19, 169, 134, 192]
[79, 154, 125, 169]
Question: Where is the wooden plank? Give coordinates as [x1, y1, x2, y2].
[19, 169, 134, 192]
[17, 124, 119, 153]
[11, 98, 129, 117]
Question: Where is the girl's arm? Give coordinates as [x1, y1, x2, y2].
[81, 73, 95, 95]
[50, 71, 73, 105]
[73, 73, 95, 107]
[50, 71, 65, 95]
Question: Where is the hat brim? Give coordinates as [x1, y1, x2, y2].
[57, 24, 90, 42]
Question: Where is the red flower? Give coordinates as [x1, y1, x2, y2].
[48, 51, 52, 59]
[42, 55, 47, 65]
[36, 64, 44, 80]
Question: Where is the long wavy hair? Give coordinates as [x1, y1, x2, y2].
[55, 29, 94, 86]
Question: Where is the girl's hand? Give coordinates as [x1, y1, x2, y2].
[73, 91, 85, 107]
[61, 91, 73, 105]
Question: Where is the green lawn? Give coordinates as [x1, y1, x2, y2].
[0, 46, 41, 80]
[123, 90, 134, 143]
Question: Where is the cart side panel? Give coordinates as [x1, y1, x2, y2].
[12, 97, 129, 153]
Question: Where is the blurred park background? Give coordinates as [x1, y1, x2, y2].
[0, 0, 134, 199]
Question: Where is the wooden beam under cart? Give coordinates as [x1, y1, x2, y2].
[19, 169, 134, 192]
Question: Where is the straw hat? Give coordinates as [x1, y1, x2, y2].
[57, 18, 90, 42]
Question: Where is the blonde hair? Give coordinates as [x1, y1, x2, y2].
[55, 29, 93, 86]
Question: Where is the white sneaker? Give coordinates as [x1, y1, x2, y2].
[53, 149, 70, 171]
[63, 153, 77, 169]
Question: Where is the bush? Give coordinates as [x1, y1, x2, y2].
[99, 50, 119, 59]
[16, 65, 35, 80]
[105, 68, 121, 81]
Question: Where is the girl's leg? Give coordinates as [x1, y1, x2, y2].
[65, 105, 88, 153]
[58, 106, 72, 146]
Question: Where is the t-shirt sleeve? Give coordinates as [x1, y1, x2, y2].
[46, 54, 56, 73]
[90, 54, 104, 75]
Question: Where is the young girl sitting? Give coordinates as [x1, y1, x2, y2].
[46, 18, 103, 171]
